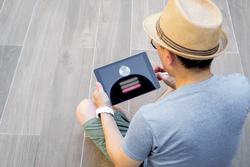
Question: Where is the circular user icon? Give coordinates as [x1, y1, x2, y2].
[119, 65, 130, 77]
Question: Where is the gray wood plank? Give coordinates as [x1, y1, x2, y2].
[0, 0, 21, 43]
[165, 0, 170, 6]
[228, 0, 250, 80]
[0, 0, 69, 134]
[82, 137, 115, 167]
[0, 46, 21, 119]
[130, 50, 167, 114]
[227, 0, 250, 166]
[0, 135, 39, 167]
[0, 0, 4, 11]
[211, 0, 238, 52]
[61, 0, 100, 47]
[0, 0, 36, 45]
[35, 48, 93, 167]
[131, 0, 164, 50]
[89, 0, 132, 110]
[93, 0, 131, 71]
[211, 53, 243, 75]
[231, 116, 250, 167]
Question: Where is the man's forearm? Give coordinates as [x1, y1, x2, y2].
[101, 113, 123, 163]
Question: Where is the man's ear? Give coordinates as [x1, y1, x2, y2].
[166, 50, 175, 65]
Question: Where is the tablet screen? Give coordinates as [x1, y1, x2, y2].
[94, 52, 160, 105]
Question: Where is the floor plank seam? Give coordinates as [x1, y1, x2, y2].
[130, 0, 133, 58]
[132, 49, 158, 51]
[3, 0, 22, 45]
[128, 0, 134, 111]
[226, 0, 245, 75]
[32, 0, 70, 166]
[60, 46, 95, 49]
[1, 44, 23, 47]
[0, 0, 6, 17]
[79, 132, 86, 167]
[0, 133, 40, 136]
[87, 0, 102, 99]
[21, 0, 38, 46]
[226, 0, 239, 53]
[82, 0, 102, 166]
[0, 0, 38, 129]
[36, 0, 70, 136]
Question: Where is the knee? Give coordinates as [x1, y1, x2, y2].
[76, 99, 95, 116]
[76, 99, 96, 125]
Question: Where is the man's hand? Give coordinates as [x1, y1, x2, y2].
[93, 82, 111, 108]
[154, 64, 167, 79]
[154, 64, 176, 89]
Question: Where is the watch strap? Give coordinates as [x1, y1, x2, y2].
[96, 107, 114, 118]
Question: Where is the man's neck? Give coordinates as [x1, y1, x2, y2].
[174, 69, 213, 89]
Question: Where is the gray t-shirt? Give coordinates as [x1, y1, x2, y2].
[122, 74, 250, 167]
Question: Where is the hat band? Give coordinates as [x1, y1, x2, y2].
[156, 18, 219, 56]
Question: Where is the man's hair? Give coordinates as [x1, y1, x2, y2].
[176, 55, 213, 73]
[160, 46, 213, 72]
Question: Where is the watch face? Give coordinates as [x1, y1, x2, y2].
[94, 52, 160, 105]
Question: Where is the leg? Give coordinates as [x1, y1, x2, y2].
[76, 100, 131, 163]
[76, 99, 134, 125]
[112, 105, 134, 122]
[76, 99, 97, 126]
[76, 99, 113, 161]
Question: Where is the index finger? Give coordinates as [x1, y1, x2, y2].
[154, 65, 166, 73]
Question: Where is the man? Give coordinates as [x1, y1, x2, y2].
[76, 0, 250, 166]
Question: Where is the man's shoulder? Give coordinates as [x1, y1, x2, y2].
[222, 73, 250, 93]
[223, 73, 249, 83]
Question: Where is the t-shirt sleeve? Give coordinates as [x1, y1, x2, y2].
[238, 74, 250, 113]
[121, 108, 154, 161]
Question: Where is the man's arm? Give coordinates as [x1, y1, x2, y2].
[153, 64, 176, 103]
[101, 113, 143, 167]
[93, 82, 143, 167]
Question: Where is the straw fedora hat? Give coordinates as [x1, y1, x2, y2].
[143, 0, 228, 60]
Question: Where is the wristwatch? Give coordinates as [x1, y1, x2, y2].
[96, 106, 114, 118]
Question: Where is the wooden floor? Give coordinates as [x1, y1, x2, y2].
[0, 0, 249, 166]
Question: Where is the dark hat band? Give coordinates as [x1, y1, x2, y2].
[156, 17, 219, 56]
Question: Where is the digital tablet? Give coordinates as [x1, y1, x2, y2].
[94, 52, 160, 105]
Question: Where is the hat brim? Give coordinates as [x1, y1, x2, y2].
[143, 13, 229, 60]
